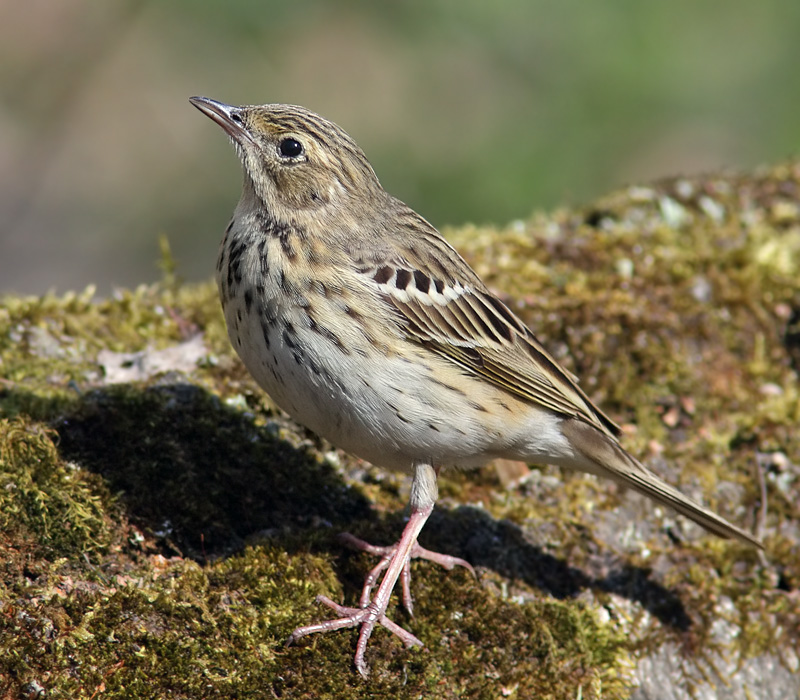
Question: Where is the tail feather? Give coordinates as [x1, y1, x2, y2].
[561, 419, 763, 549]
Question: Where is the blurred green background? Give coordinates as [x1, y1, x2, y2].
[1, 0, 799, 295]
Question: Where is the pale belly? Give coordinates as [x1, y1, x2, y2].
[221, 286, 571, 474]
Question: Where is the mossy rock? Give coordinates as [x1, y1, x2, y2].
[1, 163, 799, 699]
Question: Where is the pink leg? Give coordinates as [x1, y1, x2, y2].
[286, 463, 472, 677]
[288, 499, 433, 676]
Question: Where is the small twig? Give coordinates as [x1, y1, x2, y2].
[754, 455, 769, 567]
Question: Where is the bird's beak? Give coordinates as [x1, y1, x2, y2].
[189, 96, 254, 145]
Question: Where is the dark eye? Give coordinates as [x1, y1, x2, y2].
[278, 138, 303, 158]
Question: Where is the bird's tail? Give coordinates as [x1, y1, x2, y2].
[561, 419, 764, 549]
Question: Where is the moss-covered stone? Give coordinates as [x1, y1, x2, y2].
[1, 163, 799, 698]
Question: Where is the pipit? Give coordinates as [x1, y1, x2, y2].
[189, 96, 763, 677]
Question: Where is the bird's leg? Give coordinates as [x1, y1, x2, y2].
[339, 465, 474, 615]
[288, 463, 469, 677]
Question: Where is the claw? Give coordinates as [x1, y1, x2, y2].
[339, 531, 475, 615]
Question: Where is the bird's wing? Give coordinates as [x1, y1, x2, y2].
[353, 215, 621, 439]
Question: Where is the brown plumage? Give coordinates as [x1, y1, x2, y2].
[190, 96, 763, 677]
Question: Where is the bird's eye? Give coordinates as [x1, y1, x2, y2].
[278, 138, 304, 158]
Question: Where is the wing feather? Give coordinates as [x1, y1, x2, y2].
[354, 222, 621, 438]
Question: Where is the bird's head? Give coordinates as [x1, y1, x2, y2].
[190, 97, 383, 225]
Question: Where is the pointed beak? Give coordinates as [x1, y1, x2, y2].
[189, 96, 254, 145]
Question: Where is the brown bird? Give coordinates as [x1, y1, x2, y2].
[189, 96, 763, 677]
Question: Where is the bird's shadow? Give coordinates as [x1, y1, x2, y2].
[49, 382, 373, 559]
[46, 381, 689, 631]
[421, 506, 691, 630]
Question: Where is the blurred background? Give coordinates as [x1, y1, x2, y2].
[1, 0, 799, 295]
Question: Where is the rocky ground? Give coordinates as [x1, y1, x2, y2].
[1, 162, 798, 699]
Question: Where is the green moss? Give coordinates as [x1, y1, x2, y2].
[1, 544, 628, 698]
[2, 163, 799, 697]
[1, 547, 333, 699]
[0, 417, 116, 557]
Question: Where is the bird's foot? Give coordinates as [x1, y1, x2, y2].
[286, 467, 474, 677]
[287, 495, 473, 677]
[339, 531, 475, 616]
[287, 594, 423, 678]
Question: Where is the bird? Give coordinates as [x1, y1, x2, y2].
[189, 96, 764, 677]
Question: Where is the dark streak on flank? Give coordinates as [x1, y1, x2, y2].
[257, 239, 269, 275]
[385, 400, 401, 415]
[344, 304, 363, 322]
[308, 314, 349, 354]
[429, 376, 467, 396]
[283, 330, 297, 350]
[259, 318, 272, 349]
[280, 234, 296, 261]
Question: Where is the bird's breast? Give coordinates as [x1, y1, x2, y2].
[215, 222, 562, 471]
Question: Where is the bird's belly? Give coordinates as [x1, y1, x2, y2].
[223, 296, 554, 472]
